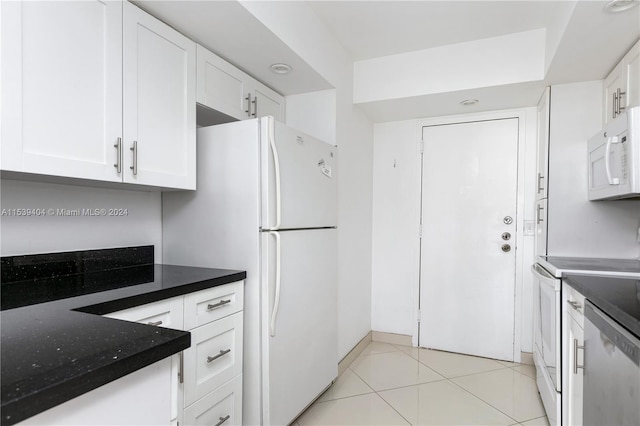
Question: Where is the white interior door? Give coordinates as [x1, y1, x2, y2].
[419, 118, 519, 361]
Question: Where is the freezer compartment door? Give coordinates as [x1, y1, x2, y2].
[261, 118, 338, 230]
[260, 228, 338, 425]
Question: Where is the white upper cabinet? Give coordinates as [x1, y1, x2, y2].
[252, 81, 286, 121]
[536, 87, 550, 200]
[196, 45, 253, 120]
[196, 44, 284, 122]
[604, 39, 640, 124]
[123, 2, 196, 190]
[1, 0, 123, 182]
[1, 1, 196, 190]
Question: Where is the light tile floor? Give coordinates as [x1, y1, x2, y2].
[293, 342, 548, 426]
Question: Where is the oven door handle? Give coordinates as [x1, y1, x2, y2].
[531, 264, 559, 289]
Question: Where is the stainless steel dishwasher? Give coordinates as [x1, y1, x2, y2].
[583, 301, 640, 426]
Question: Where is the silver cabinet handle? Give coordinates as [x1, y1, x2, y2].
[574, 338, 584, 374]
[617, 87, 626, 114]
[252, 96, 257, 117]
[567, 300, 582, 312]
[537, 173, 544, 194]
[215, 415, 230, 426]
[245, 93, 252, 117]
[147, 320, 163, 326]
[207, 299, 231, 310]
[179, 351, 184, 384]
[130, 141, 137, 175]
[613, 91, 618, 119]
[207, 349, 231, 363]
[536, 204, 544, 224]
[114, 137, 122, 173]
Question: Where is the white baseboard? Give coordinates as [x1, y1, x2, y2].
[371, 331, 412, 346]
[337, 331, 372, 376]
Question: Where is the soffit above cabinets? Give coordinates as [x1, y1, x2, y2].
[132, 0, 639, 122]
[131, 0, 333, 96]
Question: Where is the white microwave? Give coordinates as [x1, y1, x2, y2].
[588, 106, 640, 200]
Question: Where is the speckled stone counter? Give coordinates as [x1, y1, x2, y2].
[0, 246, 246, 425]
[564, 274, 640, 338]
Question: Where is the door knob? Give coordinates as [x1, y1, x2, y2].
[501, 232, 511, 241]
[501, 244, 511, 252]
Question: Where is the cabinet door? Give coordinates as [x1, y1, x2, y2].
[604, 64, 623, 124]
[103, 296, 184, 330]
[183, 375, 242, 426]
[1, 0, 122, 181]
[252, 81, 285, 121]
[622, 40, 640, 110]
[536, 87, 550, 200]
[183, 312, 243, 407]
[196, 44, 252, 120]
[123, 2, 196, 190]
[535, 198, 548, 256]
[564, 315, 584, 426]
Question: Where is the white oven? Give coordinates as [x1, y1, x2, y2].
[532, 263, 562, 425]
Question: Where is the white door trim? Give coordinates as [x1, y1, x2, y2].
[412, 108, 536, 363]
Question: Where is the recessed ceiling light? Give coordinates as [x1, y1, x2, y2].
[460, 99, 479, 106]
[270, 63, 292, 74]
[603, 0, 638, 13]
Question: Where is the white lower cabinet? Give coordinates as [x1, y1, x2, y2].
[103, 281, 244, 426]
[562, 283, 585, 426]
[183, 375, 242, 426]
[183, 312, 243, 407]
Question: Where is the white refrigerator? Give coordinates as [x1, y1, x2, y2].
[163, 117, 338, 425]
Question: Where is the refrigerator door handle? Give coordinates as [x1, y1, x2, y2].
[269, 230, 282, 337]
[269, 120, 282, 230]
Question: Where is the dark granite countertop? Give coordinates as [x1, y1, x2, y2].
[564, 274, 640, 338]
[0, 246, 246, 425]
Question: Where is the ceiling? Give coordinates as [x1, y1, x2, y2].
[135, 0, 640, 122]
[307, 0, 569, 61]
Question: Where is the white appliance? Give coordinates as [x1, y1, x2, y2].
[588, 105, 640, 200]
[162, 117, 339, 425]
[531, 263, 562, 426]
[531, 256, 640, 426]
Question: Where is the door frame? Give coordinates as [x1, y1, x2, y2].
[412, 108, 537, 363]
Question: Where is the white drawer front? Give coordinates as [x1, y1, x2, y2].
[564, 284, 585, 327]
[183, 375, 242, 426]
[104, 296, 184, 330]
[184, 281, 243, 330]
[184, 311, 243, 406]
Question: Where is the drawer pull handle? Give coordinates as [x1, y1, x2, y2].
[207, 299, 231, 310]
[215, 415, 231, 426]
[207, 349, 231, 363]
[574, 338, 584, 374]
[147, 320, 163, 326]
[567, 300, 582, 312]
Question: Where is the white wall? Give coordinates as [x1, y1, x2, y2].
[371, 119, 420, 336]
[0, 179, 162, 258]
[285, 89, 337, 145]
[240, 0, 374, 362]
[371, 107, 538, 354]
[547, 81, 640, 258]
[354, 29, 545, 103]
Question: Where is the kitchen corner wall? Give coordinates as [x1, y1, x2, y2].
[0, 179, 162, 258]
[547, 81, 640, 258]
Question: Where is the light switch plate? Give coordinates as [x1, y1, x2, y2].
[524, 220, 535, 236]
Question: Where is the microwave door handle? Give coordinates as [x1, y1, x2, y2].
[604, 136, 620, 185]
